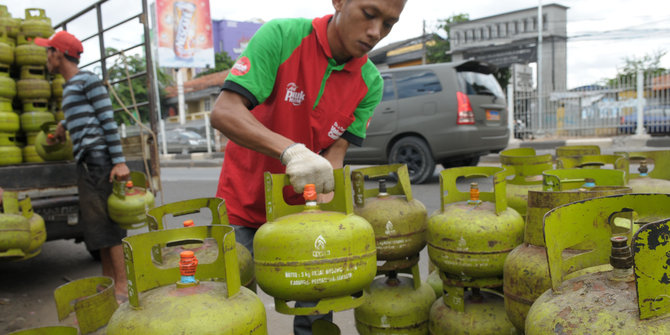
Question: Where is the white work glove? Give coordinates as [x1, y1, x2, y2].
[280, 143, 334, 194]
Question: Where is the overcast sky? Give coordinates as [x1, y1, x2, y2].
[6, 0, 670, 89]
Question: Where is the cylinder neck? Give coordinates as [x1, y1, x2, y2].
[377, 179, 388, 197]
[582, 178, 596, 188]
[385, 271, 400, 286]
[609, 236, 634, 280]
[638, 160, 649, 176]
[178, 251, 198, 285]
[467, 182, 481, 205]
[303, 184, 318, 208]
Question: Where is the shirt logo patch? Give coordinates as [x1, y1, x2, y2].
[328, 122, 346, 140]
[284, 83, 305, 106]
[231, 56, 250, 76]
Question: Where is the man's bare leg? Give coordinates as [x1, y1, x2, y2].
[101, 244, 128, 299]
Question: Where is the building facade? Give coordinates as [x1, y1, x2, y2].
[450, 3, 568, 92]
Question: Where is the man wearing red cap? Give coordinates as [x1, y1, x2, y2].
[35, 31, 130, 302]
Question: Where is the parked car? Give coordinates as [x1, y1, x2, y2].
[344, 60, 509, 183]
[158, 128, 211, 154]
[618, 106, 670, 136]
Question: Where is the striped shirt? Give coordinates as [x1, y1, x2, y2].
[61, 71, 125, 165]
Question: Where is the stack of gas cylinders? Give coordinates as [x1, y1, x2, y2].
[351, 165, 435, 334]
[0, 6, 69, 165]
[9, 146, 670, 334]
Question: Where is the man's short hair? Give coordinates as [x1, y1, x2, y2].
[64, 53, 80, 65]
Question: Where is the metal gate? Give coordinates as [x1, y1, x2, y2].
[512, 70, 670, 139]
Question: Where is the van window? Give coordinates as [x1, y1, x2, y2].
[381, 75, 395, 101]
[394, 70, 442, 99]
[457, 71, 504, 98]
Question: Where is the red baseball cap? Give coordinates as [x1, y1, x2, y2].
[34, 31, 83, 59]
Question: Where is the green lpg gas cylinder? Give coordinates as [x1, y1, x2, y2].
[503, 168, 630, 332]
[51, 74, 64, 98]
[427, 167, 524, 287]
[616, 150, 670, 193]
[106, 225, 267, 334]
[15, 34, 47, 66]
[146, 197, 256, 292]
[0, 191, 31, 260]
[20, 109, 54, 133]
[555, 144, 600, 158]
[0, 30, 14, 64]
[254, 167, 376, 315]
[20, 65, 47, 80]
[499, 148, 554, 219]
[0, 5, 20, 38]
[15, 196, 46, 260]
[17, 78, 51, 100]
[0, 64, 16, 100]
[352, 164, 427, 271]
[0, 133, 22, 165]
[53, 276, 118, 334]
[107, 171, 155, 229]
[429, 284, 519, 335]
[355, 264, 435, 335]
[20, 9, 54, 39]
[22, 143, 44, 163]
[35, 122, 73, 161]
[525, 195, 670, 334]
[0, 109, 19, 133]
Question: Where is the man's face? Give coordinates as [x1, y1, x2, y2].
[332, 0, 406, 60]
[46, 47, 62, 74]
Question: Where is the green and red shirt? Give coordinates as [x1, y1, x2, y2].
[216, 14, 383, 228]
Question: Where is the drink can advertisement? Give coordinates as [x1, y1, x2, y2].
[155, 0, 214, 68]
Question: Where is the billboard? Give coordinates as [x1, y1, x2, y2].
[212, 19, 263, 60]
[155, 0, 215, 68]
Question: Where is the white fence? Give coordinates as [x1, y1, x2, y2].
[512, 70, 670, 139]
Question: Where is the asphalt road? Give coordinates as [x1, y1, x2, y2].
[1, 164, 495, 334]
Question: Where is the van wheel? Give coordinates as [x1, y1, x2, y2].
[389, 137, 435, 184]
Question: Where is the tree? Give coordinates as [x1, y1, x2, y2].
[105, 48, 173, 125]
[607, 50, 667, 85]
[195, 51, 235, 78]
[425, 13, 469, 64]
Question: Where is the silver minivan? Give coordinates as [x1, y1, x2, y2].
[345, 60, 509, 183]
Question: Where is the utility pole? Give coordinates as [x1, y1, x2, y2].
[537, 0, 543, 132]
[422, 19, 427, 65]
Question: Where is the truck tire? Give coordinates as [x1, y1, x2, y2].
[388, 136, 435, 184]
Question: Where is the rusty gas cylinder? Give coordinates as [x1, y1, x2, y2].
[526, 195, 670, 334]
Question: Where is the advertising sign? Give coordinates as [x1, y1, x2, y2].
[155, 0, 214, 68]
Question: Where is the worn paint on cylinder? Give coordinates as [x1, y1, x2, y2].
[429, 289, 519, 335]
[355, 275, 435, 334]
[504, 185, 631, 331]
[352, 165, 428, 266]
[526, 195, 670, 334]
[255, 167, 376, 313]
[108, 281, 266, 335]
